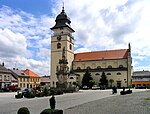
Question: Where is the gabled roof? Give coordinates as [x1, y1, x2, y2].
[10, 69, 29, 77]
[0, 65, 12, 73]
[74, 49, 128, 62]
[22, 69, 40, 78]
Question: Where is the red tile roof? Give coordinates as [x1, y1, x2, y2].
[74, 49, 128, 62]
[22, 69, 41, 78]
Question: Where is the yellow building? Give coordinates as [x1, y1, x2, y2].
[22, 69, 41, 88]
[11, 68, 41, 89]
[50, 7, 132, 88]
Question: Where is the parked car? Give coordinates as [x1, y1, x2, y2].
[7, 85, 20, 92]
[92, 85, 99, 90]
[135, 86, 146, 89]
[22, 88, 35, 96]
[82, 85, 88, 89]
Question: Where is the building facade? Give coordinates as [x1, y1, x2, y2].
[22, 69, 41, 88]
[10, 68, 30, 90]
[50, 7, 132, 88]
[0, 63, 17, 89]
[132, 71, 150, 88]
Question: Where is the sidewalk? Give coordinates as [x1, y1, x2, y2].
[64, 90, 150, 114]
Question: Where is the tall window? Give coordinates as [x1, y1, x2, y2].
[70, 44, 72, 50]
[57, 43, 61, 49]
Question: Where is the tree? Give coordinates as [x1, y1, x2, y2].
[82, 69, 93, 88]
[109, 79, 114, 87]
[89, 80, 95, 89]
[99, 72, 108, 89]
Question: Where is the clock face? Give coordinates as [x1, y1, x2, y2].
[57, 36, 61, 41]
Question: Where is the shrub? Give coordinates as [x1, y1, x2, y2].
[40, 108, 63, 114]
[36, 91, 44, 97]
[15, 93, 23, 99]
[120, 91, 126, 95]
[17, 107, 30, 114]
[43, 87, 49, 96]
[24, 92, 35, 98]
[125, 90, 132, 94]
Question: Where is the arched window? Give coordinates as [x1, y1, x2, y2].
[117, 72, 121, 75]
[57, 43, 61, 49]
[95, 73, 100, 75]
[70, 77, 74, 79]
[97, 66, 101, 69]
[87, 66, 91, 69]
[107, 73, 111, 75]
[119, 65, 123, 68]
[108, 65, 112, 68]
[77, 67, 81, 70]
[70, 44, 72, 50]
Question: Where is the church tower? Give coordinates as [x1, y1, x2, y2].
[50, 6, 75, 87]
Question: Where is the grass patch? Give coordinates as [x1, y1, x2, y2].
[144, 98, 150, 100]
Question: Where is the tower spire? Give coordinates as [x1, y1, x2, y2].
[62, 2, 65, 12]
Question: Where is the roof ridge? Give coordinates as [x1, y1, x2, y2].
[75, 49, 128, 54]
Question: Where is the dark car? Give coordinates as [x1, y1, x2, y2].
[22, 88, 35, 96]
[135, 86, 146, 89]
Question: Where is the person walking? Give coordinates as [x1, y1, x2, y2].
[49, 95, 56, 109]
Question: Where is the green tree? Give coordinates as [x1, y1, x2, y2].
[99, 72, 108, 89]
[109, 79, 114, 87]
[82, 69, 93, 88]
[89, 80, 95, 89]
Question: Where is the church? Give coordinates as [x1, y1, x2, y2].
[50, 7, 132, 88]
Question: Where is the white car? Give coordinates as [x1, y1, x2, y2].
[92, 85, 99, 90]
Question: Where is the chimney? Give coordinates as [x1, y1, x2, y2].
[2, 62, 4, 66]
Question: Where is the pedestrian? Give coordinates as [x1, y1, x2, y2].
[123, 86, 125, 92]
[49, 95, 56, 110]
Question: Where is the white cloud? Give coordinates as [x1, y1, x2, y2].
[62, 0, 150, 71]
[0, 5, 52, 75]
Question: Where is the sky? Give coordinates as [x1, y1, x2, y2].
[0, 0, 150, 76]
